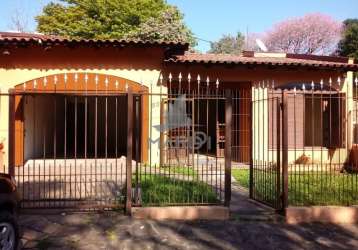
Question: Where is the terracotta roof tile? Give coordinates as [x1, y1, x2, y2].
[167, 53, 358, 70]
[0, 32, 189, 48]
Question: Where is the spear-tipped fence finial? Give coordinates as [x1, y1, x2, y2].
[159, 74, 163, 85]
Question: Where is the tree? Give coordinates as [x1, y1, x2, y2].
[209, 33, 245, 55]
[125, 6, 196, 46]
[245, 33, 263, 52]
[9, 9, 29, 32]
[36, 0, 195, 45]
[338, 19, 358, 60]
[264, 13, 342, 55]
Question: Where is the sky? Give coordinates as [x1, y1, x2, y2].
[0, 0, 357, 52]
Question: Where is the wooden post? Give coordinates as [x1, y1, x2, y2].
[281, 92, 289, 211]
[224, 90, 232, 207]
[126, 89, 133, 215]
[8, 92, 15, 176]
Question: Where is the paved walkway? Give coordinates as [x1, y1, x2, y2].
[230, 183, 282, 222]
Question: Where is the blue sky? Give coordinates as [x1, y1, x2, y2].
[1, 0, 357, 52]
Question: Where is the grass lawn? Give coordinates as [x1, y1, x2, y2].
[232, 168, 358, 206]
[232, 169, 250, 189]
[160, 165, 198, 177]
[289, 171, 358, 206]
[134, 174, 219, 206]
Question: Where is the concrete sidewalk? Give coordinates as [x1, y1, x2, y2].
[19, 212, 358, 250]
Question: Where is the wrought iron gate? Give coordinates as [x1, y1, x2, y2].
[251, 90, 283, 210]
[7, 92, 132, 210]
[251, 81, 358, 210]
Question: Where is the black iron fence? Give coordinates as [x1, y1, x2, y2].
[4, 73, 357, 213]
[132, 91, 231, 207]
[251, 81, 358, 210]
[0, 73, 236, 211]
[2, 91, 130, 209]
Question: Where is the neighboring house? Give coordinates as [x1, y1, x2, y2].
[0, 32, 357, 169]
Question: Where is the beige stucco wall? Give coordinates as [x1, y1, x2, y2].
[0, 68, 167, 168]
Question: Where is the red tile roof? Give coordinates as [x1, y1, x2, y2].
[0, 32, 189, 49]
[167, 52, 358, 70]
[1, 32, 357, 70]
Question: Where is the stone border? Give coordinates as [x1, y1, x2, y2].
[286, 206, 358, 224]
[132, 206, 229, 220]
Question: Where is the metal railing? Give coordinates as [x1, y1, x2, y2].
[251, 81, 358, 210]
[0, 73, 236, 211]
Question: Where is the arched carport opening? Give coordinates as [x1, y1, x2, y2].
[11, 73, 149, 166]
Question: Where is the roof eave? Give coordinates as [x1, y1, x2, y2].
[164, 59, 358, 71]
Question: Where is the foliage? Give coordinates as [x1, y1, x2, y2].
[125, 6, 196, 46]
[135, 174, 218, 206]
[160, 165, 198, 177]
[232, 169, 249, 188]
[209, 32, 245, 54]
[36, 0, 195, 45]
[264, 13, 342, 55]
[232, 168, 358, 206]
[338, 19, 358, 60]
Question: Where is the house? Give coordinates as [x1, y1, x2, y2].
[0, 32, 357, 209]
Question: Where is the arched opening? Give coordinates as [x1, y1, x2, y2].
[11, 73, 149, 166]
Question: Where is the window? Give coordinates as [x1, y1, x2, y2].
[304, 94, 345, 148]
